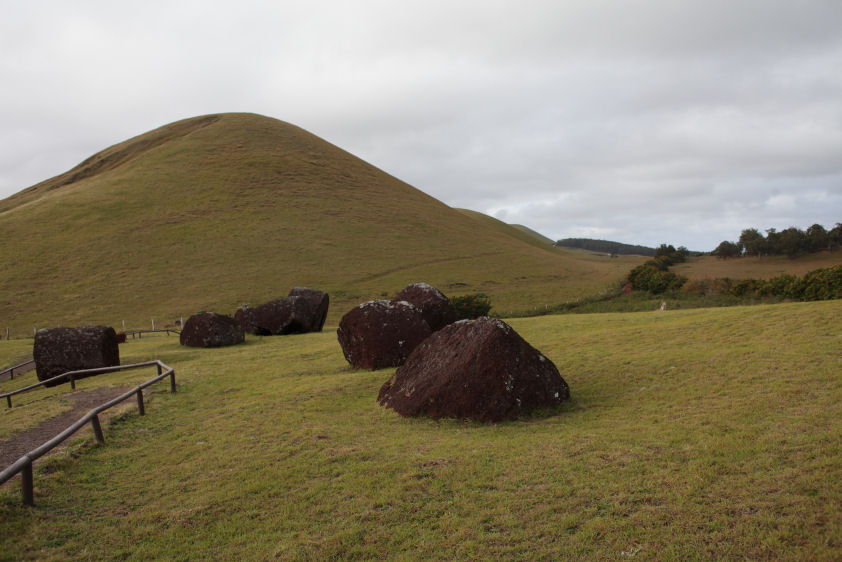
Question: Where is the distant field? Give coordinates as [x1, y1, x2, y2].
[2, 301, 841, 559]
[673, 251, 842, 280]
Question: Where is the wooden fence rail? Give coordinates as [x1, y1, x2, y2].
[1, 360, 174, 408]
[0, 359, 35, 381]
[126, 329, 180, 339]
[0, 360, 175, 506]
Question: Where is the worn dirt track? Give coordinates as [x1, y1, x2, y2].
[0, 386, 131, 469]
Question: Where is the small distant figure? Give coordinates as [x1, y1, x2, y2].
[659, 301, 667, 311]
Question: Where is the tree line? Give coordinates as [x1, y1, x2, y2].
[554, 238, 656, 256]
[712, 223, 842, 259]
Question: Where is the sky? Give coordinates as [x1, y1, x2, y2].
[1, 0, 841, 251]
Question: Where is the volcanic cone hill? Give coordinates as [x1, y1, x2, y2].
[0, 113, 640, 332]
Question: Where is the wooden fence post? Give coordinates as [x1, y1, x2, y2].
[21, 461, 34, 506]
[91, 414, 104, 443]
[136, 389, 145, 415]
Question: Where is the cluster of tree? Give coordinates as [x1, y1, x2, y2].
[712, 223, 842, 259]
[626, 244, 691, 294]
[554, 238, 656, 257]
[654, 244, 690, 265]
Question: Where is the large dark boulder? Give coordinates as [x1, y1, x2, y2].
[392, 282, 457, 332]
[234, 305, 259, 334]
[378, 317, 570, 422]
[287, 287, 329, 332]
[250, 297, 305, 335]
[34, 326, 120, 386]
[337, 300, 432, 370]
[243, 288, 330, 335]
[180, 312, 244, 348]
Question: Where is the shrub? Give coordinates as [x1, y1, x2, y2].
[758, 274, 799, 298]
[682, 277, 732, 297]
[730, 278, 761, 297]
[801, 265, 842, 301]
[627, 264, 687, 294]
[451, 293, 492, 319]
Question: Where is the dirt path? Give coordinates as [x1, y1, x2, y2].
[0, 359, 35, 382]
[0, 386, 131, 468]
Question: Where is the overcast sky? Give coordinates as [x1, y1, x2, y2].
[2, 0, 841, 250]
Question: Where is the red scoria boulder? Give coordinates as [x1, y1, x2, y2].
[377, 317, 570, 422]
[392, 282, 458, 332]
[287, 287, 329, 332]
[234, 305, 259, 334]
[336, 300, 432, 370]
[34, 326, 120, 386]
[240, 288, 329, 335]
[180, 312, 244, 348]
[249, 297, 308, 335]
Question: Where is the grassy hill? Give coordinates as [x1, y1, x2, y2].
[2, 300, 840, 558]
[455, 209, 558, 251]
[509, 224, 556, 246]
[0, 113, 643, 335]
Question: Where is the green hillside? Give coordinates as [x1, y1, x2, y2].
[509, 223, 556, 246]
[0, 113, 642, 334]
[455, 208, 558, 251]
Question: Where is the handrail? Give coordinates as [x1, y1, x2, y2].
[2, 360, 166, 408]
[125, 329, 180, 339]
[0, 360, 175, 506]
[0, 359, 35, 381]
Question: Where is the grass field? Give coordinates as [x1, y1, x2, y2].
[2, 301, 840, 559]
[673, 251, 842, 281]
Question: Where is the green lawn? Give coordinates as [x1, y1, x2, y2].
[2, 301, 841, 559]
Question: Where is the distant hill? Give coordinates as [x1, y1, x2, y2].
[554, 238, 656, 256]
[455, 209, 556, 251]
[0, 113, 645, 333]
[509, 224, 556, 246]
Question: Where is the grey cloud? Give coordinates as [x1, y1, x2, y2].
[1, 0, 841, 251]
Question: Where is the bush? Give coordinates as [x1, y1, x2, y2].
[451, 293, 492, 319]
[758, 274, 800, 298]
[730, 278, 761, 297]
[627, 264, 687, 294]
[682, 278, 732, 297]
[801, 265, 842, 301]
[719, 265, 842, 301]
